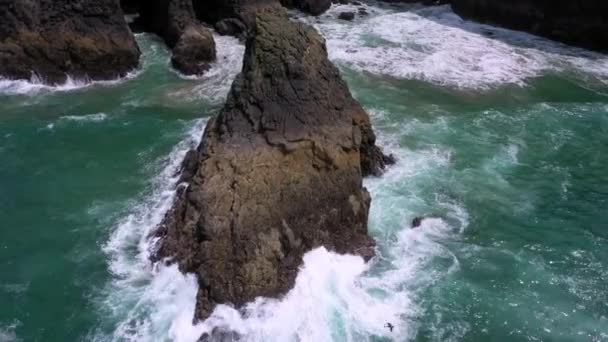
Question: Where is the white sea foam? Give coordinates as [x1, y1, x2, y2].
[0, 70, 141, 96]
[59, 113, 108, 123]
[301, 4, 608, 89]
[0, 321, 20, 342]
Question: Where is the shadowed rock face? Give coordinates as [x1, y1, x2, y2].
[451, 0, 608, 52]
[193, 0, 282, 36]
[280, 0, 331, 16]
[154, 7, 392, 322]
[0, 0, 140, 84]
[137, 0, 216, 75]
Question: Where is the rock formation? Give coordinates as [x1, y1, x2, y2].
[137, 0, 216, 75]
[451, 0, 608, 52]
[154, 6, 392, 322]
[194, 0, 332, 36]
[193, 0, 282, 37]
[0, 0, 140, 84]
[280, 0, 331, 16]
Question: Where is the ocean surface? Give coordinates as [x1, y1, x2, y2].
[1, 3, 607, 342]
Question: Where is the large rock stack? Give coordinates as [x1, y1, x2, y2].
[154, 6, 392, 323]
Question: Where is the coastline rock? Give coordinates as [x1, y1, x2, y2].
[280, 0, 331, 15]
[215, 18, 247, 37]
[170, 25, 216, 75]
[451, 0, 608, 52]
[154, 6, 392, 322]
[193, 0, 281, 36]
[137, 0, 216, 75]
[0, 0, 140, 84]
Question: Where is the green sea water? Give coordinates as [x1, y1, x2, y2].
[1, 4, 607, 342]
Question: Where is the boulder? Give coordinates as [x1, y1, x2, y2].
[171, 25, 216, 75]
[154, 6, 392, 323]
[338, 11, 355, 21]
[451, 0, 608, 52]
[0, 0, 140, 84]
[137, 0, 217, 76]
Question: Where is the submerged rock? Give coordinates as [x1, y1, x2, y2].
[154, 6, 392, 322]
[0, 0, 140, 84]
[338, 11, 356, 21]
[451, 0, 608, 52]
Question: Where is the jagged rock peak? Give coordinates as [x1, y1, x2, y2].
[153, 6, 393, 326]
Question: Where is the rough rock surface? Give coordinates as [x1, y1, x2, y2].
[451, 0, 608, 52]
[154, 7, 392, 322]
[137, 0, 216, 75]
[171, 25, 216, 75]
[0, 0, 140, 84]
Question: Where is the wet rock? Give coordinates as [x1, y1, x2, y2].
[0, 0, 140, 84]
[338, 11, 355, 21]
[171, 25, 216, 76]
[451, 0, 608, 52]
[137, 0, 217, 76]
[412, 217, 423, 228]
[215, 18, 247, 37]
[358, 7, 369, 16]
[154, 6, 391, 323]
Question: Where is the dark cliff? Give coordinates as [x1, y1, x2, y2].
[153, 6, 392, 323]
[451, 0, 608, 52]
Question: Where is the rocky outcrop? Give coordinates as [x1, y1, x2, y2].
[0, 0, 140, 84]
[154, 6, 392, 322]
[451, 0, 608, 52]
[137, 0, 216, 75]
[193, 0, 333, 34]
[280, 0, 331, 16]
[193, 0, 281, 37]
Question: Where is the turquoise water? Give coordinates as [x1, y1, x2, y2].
[1, 4, 607, 342]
